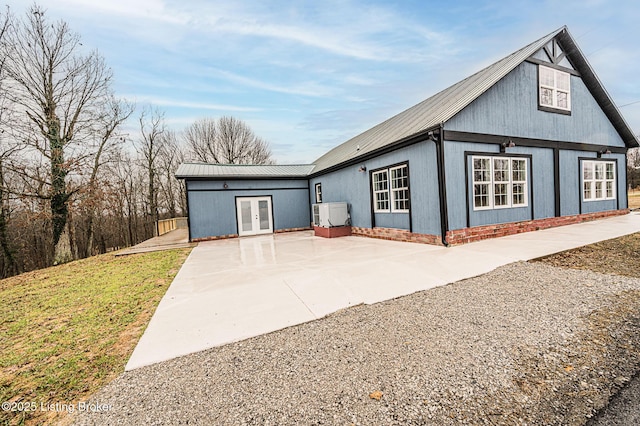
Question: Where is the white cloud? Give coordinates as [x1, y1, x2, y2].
[50, 0, 190, 24]
[122, 94, 262, 112]
[207, 69, 337, 98]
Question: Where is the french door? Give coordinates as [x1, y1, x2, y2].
[236, 197, 273, 236]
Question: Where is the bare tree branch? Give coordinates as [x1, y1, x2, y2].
[183, 116, 272, 165]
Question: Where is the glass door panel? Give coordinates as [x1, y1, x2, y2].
[258, 200, 270, 230]
[240, 201, 253, 232]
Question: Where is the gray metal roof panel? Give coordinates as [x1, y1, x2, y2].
[311, 27, 566, 173]
[175, 163, 315, 179]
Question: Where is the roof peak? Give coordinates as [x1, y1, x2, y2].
[310, 25, 637, 173]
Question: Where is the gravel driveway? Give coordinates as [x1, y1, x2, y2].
[588, 372, 640, 425]
[74, 262, 640, 425]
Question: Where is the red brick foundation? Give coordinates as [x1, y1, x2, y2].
[351, 226, 443, 245]
[350, 209, 629, 246]
[445, 209, 629, 245]
[275, 227, 312, 234]
[192, 234, 239, 242]
[314, 225, 352, 238]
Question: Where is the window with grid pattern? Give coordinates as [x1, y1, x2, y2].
[371, 164, 410, 213]
[582, 160, 616, 201]
[472, 156, 528, 210]
[390, 165, 409, 212]
[372, 170, 390, 212]
[539, 65, 571, 111]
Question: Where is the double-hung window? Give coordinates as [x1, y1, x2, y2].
[539, 65, 571, 111]
[372, 170, 390, 212]
[372, 164, 409, 213]
[472, 156, 528, 210]
[583, 160, 616, 201]
[315, 183, 322, 203]
[390, 165, 409, 212]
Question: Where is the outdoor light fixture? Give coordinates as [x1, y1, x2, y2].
[500, 140, 516, 152]
[223, 182, 229, 189]
[597, 148, 611, 158]
[358, 165, 367, 173]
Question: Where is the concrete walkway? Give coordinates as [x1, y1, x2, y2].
[115, 228, 195, 256]
[126, 213, 640, 370]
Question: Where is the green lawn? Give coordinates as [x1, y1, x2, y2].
[0, 248, 191, 425]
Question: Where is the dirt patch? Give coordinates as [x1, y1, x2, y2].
[535, 232, 640, 278]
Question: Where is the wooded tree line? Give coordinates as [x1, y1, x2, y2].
[627, 148, 640, 189]
[0, 6, 272, 278]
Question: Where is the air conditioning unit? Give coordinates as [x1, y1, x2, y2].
[312, 202, 349, 228]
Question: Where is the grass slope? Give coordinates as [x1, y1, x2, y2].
[0, 248, 191, 425]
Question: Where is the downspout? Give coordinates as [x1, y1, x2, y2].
[433, 124, 450, 246]
[184, 179, 192, 242]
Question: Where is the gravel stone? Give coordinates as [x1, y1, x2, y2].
[587, 371, 640, 425]
[73, 261, 640, 425]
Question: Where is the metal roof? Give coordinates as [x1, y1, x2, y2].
[176, 26, 639, 180]
[312, 26, 639, 173]
[554, 29, 639, 149]
[175, 163, 315, 179]
[311, 27, 566, 173]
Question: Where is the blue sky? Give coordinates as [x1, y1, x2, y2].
[7, 0, 640, 163]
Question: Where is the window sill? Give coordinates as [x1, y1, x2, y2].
[538, 105, 571, 115]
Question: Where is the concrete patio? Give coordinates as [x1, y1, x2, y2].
[126, 212, 640, 370]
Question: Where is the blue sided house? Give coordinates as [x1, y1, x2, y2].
[176, 26, 639, 245]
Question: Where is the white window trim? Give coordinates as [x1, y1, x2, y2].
[539, 65, 571, 112]
[372, 169, 390, 213]
[511, 159, 528, 208]
[582, 160, 616, 202]
[471, 156, 529, 211]
[390, 165, 409, 213]
[372, 164, 410, 213]
[315, 183, 322, 203]
[472, 156, 493, 211]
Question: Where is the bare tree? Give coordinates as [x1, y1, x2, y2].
[82, 97, 134, 256]
[157, 130, 184, 219]
[628, 147, 640, 190]
[2, 5, 113, 263]
[183, 116, 272, 164]
[184, 117, 218, 163]
[0, 7, 19, 276]
[136, 107, 166, 236]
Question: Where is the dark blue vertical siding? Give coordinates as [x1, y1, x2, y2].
[446, 61, 625, 147]
[444, 141, 501, 230]
[509, 146, 555, 220]
[308, 141, 442, 235]
[187, 179, 310, 240]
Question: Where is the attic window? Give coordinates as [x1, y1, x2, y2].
[539, 65, 571, 112]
